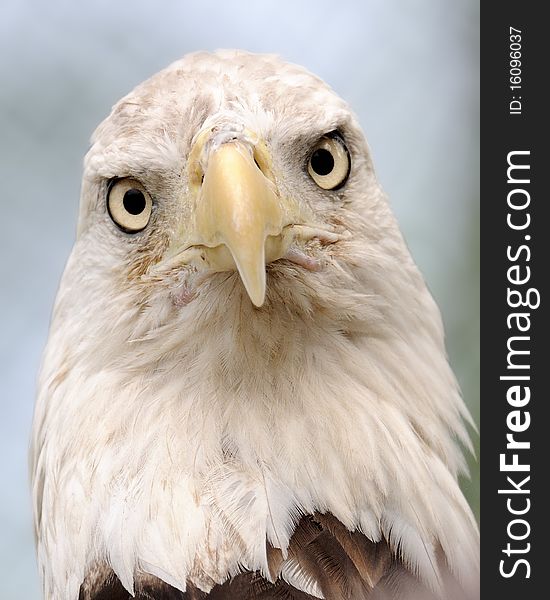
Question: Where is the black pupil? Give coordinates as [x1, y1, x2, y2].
[310, 149, 334, 176]
[123, 189, 146, 215]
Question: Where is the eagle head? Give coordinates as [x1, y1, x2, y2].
[31, 51, 478, 600]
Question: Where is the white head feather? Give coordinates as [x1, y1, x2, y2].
[31, 50, 478, 599]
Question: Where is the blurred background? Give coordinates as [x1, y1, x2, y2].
[0, 0, 479, 597]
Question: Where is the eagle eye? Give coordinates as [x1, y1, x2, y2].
[107, 178, 153, 233]
[307, 133, 350, 190]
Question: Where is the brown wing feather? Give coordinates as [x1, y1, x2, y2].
[79, 565, 189, 599]
[315, 512, 393, 588]
[80, 512, 468, 600]
[284, 513, 393, 599]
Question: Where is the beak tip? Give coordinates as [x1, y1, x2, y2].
[243, 277, 267, 308]
[231, 249, 267, 308]
[238, 263, 267, 308]
[249, 292, 266, 308]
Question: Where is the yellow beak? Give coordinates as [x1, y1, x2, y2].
[192, 141, 289, 307]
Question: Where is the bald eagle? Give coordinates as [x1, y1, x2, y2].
[31, 51, 479, 600]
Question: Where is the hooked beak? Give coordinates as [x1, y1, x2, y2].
[155, 132, 344, 307]
[186, 138, 298, 307]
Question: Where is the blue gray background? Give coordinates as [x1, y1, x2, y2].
[0, 1, 479, 597]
